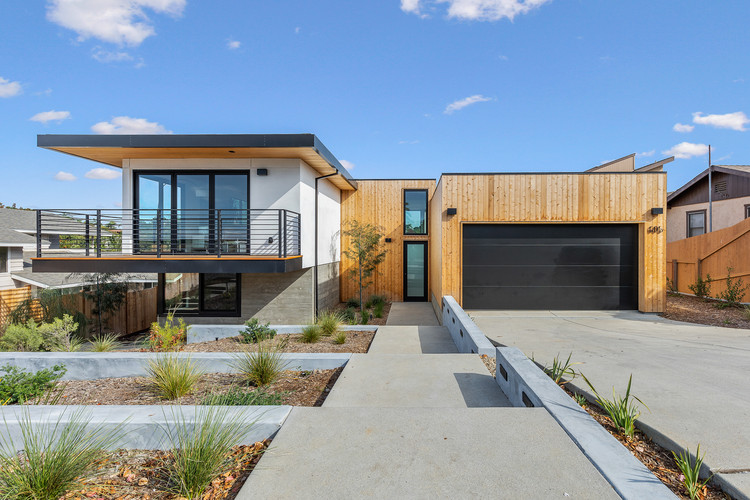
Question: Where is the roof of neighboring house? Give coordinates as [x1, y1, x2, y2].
[667, 165, 750, 204]
[11, 271, 158, 289]
[0, 207, 36, 233]
[38, 133, 357, 191]
[0, 226, 37, 246]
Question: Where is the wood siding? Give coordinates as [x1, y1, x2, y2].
[430, 173, 667, 313]
[340, 180, 436, 302]
[667, 216, 750, 298]
[670, 171, 750, 207]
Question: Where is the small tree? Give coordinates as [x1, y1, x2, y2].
[77, 273, 129, 336]
[342, 220, 387, 310]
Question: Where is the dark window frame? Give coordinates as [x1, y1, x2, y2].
[403, 241, 428, 302]
[403, 189, 429, 236]
[0, 247, 7, 273]
[745, 204, 750, 219]
[686, 209, 707, 238]
[158, 272, 242, 317]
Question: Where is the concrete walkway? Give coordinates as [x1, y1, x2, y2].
[472, 310, 750, 498]
[386, 302, 440, 326]
[241, 323, 622, 498]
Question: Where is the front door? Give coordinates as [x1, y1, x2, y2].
[404, 241, 428, 301]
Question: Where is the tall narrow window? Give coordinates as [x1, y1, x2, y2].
[745, 205, 750, 219]
[404, 190, 428, 235]
[687, 211, 706, 238]
[0, 247, 7, 273]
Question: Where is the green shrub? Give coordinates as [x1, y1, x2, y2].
[161, 406, 257, 500]
[360, 310, 369, 325]
[345, 298, 360, 309]
[666, 277, 678, 295]
[373, 301, 385, 318]
[0, 408, 124, 500]
[38, 315, 81, 352]
[317, 311, 343, 337]
[240, 318, 276, 344]
[148, 312, 188, 351]
[0, 321, 44, 352]
[672, 444, 711, 500]
[0, 364, 66, 405]
[300, 324, 322, 344]
[717, 267, 747, 308]
[343, 307, 356, 324]
[231, 344, 289, 387]
[573, 393, 588, 407]
[688, 274, 711, 299]
[581, 373, 647, 438]
[369, 294, 387, 307]
[542, 353, 580, 385]
[201, 387, 283, 406]
[88, 333, 122, 352]
[332, 330, 347, 345]
[145, 354, 203, 400]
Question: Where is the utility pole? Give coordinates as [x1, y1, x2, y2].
[708, 144, 714, 233]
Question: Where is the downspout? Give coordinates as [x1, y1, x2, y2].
[314, 172, 338, 318]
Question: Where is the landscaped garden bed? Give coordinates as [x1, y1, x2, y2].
[60, 440, 269, 500]
[178, 331, 374, 353]
[661, 294, 750, 329]
[26, 368, 342, 407]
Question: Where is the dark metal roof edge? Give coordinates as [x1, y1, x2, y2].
[310, 135, 356, 189]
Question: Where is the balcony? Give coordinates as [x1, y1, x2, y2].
[32, 209, 302, 274]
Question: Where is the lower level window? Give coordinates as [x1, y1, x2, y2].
[162, 273, 240, 315]
[745, 205, 750, 219]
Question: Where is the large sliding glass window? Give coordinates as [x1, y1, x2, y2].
[404, 190, 428, 235]
[162, 273, 240, 315]
[134, 171, 249, 254]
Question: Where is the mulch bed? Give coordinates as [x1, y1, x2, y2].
[62, 440, 269, 500]
[332, 302, 391, 326]
[661, 294, 750, 329]
[478, 355, 731, 499]
[179, 331, 375, 353]
[34, 368, 342, 407]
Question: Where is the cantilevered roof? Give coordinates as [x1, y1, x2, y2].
[667, 164, 750, 204]
[37, 134, 357, 191]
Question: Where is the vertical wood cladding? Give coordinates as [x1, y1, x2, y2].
[340, 180, 436, 302]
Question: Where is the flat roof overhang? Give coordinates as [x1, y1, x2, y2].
[31, 256, 302, 274]
[37, 134, 357, 191]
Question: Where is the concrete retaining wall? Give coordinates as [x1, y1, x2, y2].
[0, 352, 351, 380]
[0, 405, 290, 450]
[441, 296, 495, 356]
[188, 324, 377, 344]
[494, 347, 676, 500]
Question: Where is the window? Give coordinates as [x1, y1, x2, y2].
[0, 247, 7, 273]
[404, 190, 428, 235]
[745, 205, 750, 219]
[162, 273, 240, 316]
[687, 210, 706, 238]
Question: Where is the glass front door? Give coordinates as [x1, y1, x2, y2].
[404, 241, 428, 301]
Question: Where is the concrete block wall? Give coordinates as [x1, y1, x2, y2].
[441, 296, 496, 356]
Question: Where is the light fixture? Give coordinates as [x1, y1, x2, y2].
[228, 150, 235, 154]
[651, 207, 664, 215]
[447, 208, 457, 215]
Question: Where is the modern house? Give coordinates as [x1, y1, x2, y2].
[34, 134, 668, 324]
[666, 165, 750, 242]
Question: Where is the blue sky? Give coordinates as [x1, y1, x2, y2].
[1, 0, 749, 208]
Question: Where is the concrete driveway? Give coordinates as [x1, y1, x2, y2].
[471, 310, 750, 498]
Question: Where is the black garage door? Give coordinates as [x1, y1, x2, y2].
[462, 224, 638, 310]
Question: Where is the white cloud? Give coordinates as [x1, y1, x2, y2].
[0, 77, 22, 98]
[46, 0, 186, 47]
[399, 140, 420, 145]
[85, 167, 121, 180]
[662, 142, 709, 160]
[294, 27, 301, 34]
[91, 116, 171, 134]
[444, 94, 492, 114]
[227, 40, 241, 50]
[673, 123, 694, 133]
[30, 110, 71, 124]
[692, 111, 749, 131]
[639, 150, 655, 157]
[340, 160, 355, 171]
[402, 0, 552, 21]
[498, 54, 509, 61]
[92, 47, 133, 62]
[54, 171, 77, 181]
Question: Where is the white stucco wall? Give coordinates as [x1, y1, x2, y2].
[299, 161, 340, 268]
[667, 196, 750, 242]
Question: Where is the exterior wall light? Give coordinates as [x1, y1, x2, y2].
[447, 208, 457, 216]
[651, 207, 664, 215]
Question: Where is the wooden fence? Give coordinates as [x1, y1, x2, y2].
[667, 216, 750, 298]
[0, 286, 157, 335]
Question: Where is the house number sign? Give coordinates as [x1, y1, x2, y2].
[647, 226, 664, 234]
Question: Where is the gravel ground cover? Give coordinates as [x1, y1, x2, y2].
[179, 331, 375, 353]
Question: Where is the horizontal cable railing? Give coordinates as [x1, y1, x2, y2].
[36, 209, 302, 259]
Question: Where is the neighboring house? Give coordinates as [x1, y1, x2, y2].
[0, 227, 33, 289]
[666, 165, 750, 243]
[34, 134, 668, 322]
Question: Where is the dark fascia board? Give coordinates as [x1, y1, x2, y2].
[585, 153, 636, 172]
[31, 257, 302, 274]
[37, 133, 357, 189]
[666, 165, 750, 205]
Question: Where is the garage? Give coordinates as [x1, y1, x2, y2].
[462, 223, 638, 310]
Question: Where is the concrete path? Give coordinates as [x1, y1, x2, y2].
[368, 325, 458, 354]
[240, 407, 619, 500]
[472, 310, 750, 497]
[386, 302, 440, 326]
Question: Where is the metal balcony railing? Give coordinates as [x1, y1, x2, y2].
[36, 209, 301, 259]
